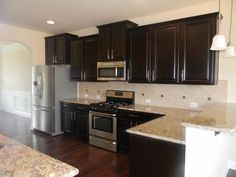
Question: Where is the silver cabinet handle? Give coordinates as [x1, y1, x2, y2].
[111, 49, 114, 60]
[152, 70, 155, 82]
[130, 121, 133, 127]
[107, 49, 110, 60]
[83, 72, 86, 80]
[147, 70, 150, 81]
[181, 69, 184, 81]
[52, 56, 55, 64]
[129, 114, 140, 118]
[55, 56, 57, 63]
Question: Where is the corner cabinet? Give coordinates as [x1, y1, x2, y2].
[129, 13, 218, 85]
[70, 35, 98, 81]
[179, 14, 218, 84]
[61, 102, 89, 139]
[97, 21, 137, 61]
[45, 33, 78, 65]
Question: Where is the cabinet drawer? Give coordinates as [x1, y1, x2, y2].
[74, 104, 89, 112]
[118, 109, 162, 122]
[61, 102, 73, 110]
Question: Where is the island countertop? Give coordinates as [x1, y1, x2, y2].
[121, 103, 236, 144]
[0, 134, 79, 177]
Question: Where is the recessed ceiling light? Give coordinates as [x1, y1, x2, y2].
[46, 20, 55, 25]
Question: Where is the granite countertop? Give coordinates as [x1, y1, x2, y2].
[121, 103, 236, 144]
[61, 98, 102, 105]
[0, 135, 79, 177]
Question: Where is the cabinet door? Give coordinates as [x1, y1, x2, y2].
[98, 27, 111, 61]
[70, 40, 84, 80]
[74, 105, 89, 137]
[84, 36, 98, 81]
[61, 104, 74, 133]
[129, 28, 150, 83]
[179, 16, 217, 84]
[55, 37, 67, 64]
[111, 25, 126, 60]
[45, 38, 55, 65]
[151, 24, 179, 83]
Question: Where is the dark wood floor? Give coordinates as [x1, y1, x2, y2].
[0, 111, 129, 177]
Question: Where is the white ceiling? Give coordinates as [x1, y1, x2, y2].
[0, 0, 215, 34]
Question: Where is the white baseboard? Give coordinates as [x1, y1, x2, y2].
[0, 106, 31, 118]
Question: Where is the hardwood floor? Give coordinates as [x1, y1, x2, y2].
[0, 111, 129, 177]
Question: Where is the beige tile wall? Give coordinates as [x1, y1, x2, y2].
[78, 80, 228, 109]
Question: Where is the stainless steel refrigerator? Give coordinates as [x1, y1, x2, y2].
[32, 65, 76, 136]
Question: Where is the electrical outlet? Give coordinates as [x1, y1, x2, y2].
[145, 99, 151, 104]
[190, 102, 198, 109]
[96, 95, 101, 100]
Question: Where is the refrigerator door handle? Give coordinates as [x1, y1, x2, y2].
[37, 72, 44, 98]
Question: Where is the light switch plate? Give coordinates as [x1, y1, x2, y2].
[145, 99, 151, 104]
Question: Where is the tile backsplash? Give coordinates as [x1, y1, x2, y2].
[78, 80, 228, 109]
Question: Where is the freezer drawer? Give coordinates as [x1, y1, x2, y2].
[32, 107, 55, 134]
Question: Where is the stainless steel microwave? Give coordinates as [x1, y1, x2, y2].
[97, 61, 126, 81]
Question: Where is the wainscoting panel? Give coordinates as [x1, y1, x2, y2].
[0, 90, 31, 118]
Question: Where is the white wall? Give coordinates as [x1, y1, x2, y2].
[71, 0, 236, 103]
[0, 23, 50, 65]
[185, 127, 236, 177]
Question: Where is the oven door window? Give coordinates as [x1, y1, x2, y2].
[98, 67, 116, 78]
[92, 115, 113, 133]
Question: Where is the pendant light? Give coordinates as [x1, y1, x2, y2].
[210, 0, 227, 50]
[224, 0, 235, 57]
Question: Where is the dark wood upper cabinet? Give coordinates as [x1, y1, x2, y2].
[151, 23, 180, 83]
[129, 28, 150, 83]
[45, 33, 78, 65]
[70, 39, 84, 81]
[70, 35, 98, 81]
[129, 13, 218, 85]
[179, 14, 218, 84]
[98, 27, 111, 60]
[97, 21, 137, 61]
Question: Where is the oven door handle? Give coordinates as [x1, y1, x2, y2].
[90, 111, 116, 117]
[90, 136, 116, 145]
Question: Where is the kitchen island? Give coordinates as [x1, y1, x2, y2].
[123, 103, 236, 177]
[0, 134, 79, 177]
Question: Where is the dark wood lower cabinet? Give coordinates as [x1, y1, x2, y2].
[61, 102, 89, 140]
[129, 134, 185, 177]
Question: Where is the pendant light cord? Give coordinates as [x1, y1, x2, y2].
[228, 0, 234, 44]
[218, 0, 221, 33]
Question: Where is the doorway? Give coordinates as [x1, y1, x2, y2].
[0, 40, 32, 118]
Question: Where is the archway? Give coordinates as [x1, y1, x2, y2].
[0, 40, 32, 118]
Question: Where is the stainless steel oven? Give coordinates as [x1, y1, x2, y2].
[89, 111, 117, 152]
[97, 61, 126, 81]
